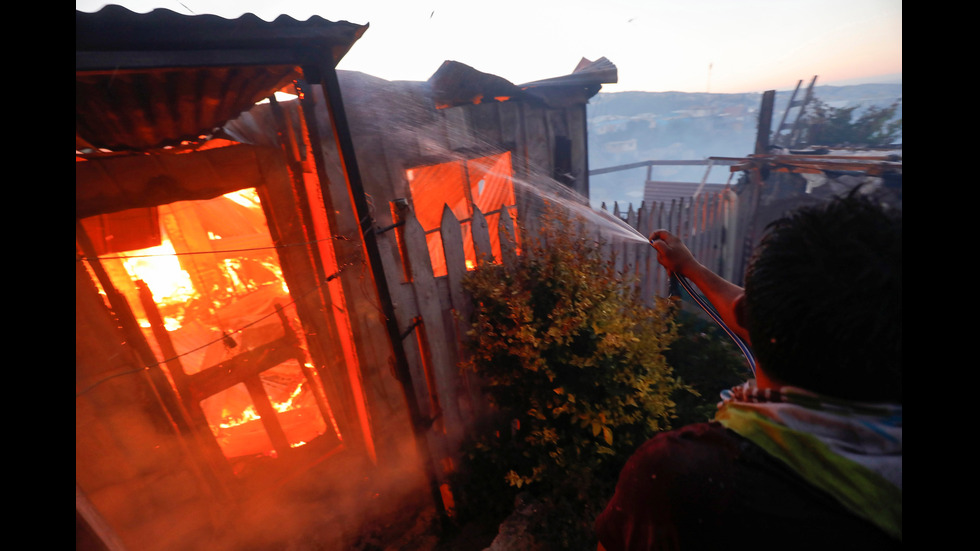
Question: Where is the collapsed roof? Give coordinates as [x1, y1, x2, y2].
[428, 56, 617, 109]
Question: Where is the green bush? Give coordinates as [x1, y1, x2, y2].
[801, 98, 902, 147]
[666, 309, 749, 426]
[452, 208, 682, 547]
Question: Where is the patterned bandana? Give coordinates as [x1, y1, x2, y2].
[715, 380, 902, 541]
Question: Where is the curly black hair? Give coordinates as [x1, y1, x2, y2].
[742, 191, 902, 403]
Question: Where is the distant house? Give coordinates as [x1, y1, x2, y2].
[605, 138, 638, 154]
[643, 181, 731, 206]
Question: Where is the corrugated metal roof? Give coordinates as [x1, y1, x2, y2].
[76, 6, 368, 152]
[520, 57, 618, 92]
[76, 64, 302, 152]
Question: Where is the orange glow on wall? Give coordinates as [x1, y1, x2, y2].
[303, 171, 378, 464]
[407, 151, 518, 277]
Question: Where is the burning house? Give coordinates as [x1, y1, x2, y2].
[76, 6, 615, 550]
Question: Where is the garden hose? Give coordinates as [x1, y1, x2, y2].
[668, 271, 757, 376]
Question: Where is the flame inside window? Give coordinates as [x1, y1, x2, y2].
[406, 151, 519, 277]
[203, 368, 332, 463]
[81, 188, 342, 468]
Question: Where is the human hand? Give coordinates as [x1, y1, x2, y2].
[649, 230, 698, 275]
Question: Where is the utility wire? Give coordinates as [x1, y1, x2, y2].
[75, 233, 355, 263]
[75, 261, 358, 398]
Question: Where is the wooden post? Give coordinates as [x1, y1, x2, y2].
[755, 90, 775, 155]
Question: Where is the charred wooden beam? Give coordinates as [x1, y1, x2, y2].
[186, 332, 297, 399]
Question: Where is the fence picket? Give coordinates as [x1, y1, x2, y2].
[707, 194, 722, 275]
[693, 194, 706, 263]
[637, 203, 656, 306]
[440, 205, 484, 424]
[375, 223, 434, 421]
[441, 205, 468, 304]
[499, 205, 518, 268]
[471, 206, 494, 266]
[612, 190, 744, 300]
[625, 236, 638, 282]
[402, 211, 465, 451]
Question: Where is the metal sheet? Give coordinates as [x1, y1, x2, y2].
[76, 6, 367, 152]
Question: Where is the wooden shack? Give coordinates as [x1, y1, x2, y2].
[76, 6, 615, 551]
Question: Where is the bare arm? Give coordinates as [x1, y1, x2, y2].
[650, 229, 750, 343]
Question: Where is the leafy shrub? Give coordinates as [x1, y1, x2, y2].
[801, 99, 902, 147]
[666, 309, 749, 426]
[452, 207, 682, 547]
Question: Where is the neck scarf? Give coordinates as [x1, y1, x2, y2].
[714, 380, 902, 541]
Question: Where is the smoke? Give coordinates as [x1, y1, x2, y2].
[586, 91, 759, 211]
[207, 432, 436, 550]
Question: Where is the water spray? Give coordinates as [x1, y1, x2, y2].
[599, 213, 757, 375]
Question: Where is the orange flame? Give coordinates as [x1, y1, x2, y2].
[216, 382, 307, 429]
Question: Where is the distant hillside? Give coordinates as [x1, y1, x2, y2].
[585, 82, 902, 209]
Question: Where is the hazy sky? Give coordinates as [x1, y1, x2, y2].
[76, 0, 902, 94]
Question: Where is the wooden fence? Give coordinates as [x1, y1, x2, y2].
[377, 187, 745, 504]
[603, 187, 742, 301]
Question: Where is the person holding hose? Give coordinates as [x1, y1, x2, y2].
[596, 192, 902, 550]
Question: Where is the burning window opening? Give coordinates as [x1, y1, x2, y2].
[406, 151, 519, 277]
[80, 187, 345, 472]
[202, 363, 338, 471]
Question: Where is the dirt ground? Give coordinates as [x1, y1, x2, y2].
[349, 497, 549, 551]
[388, 498, 560, 551]
[348, 507, 498, 551]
